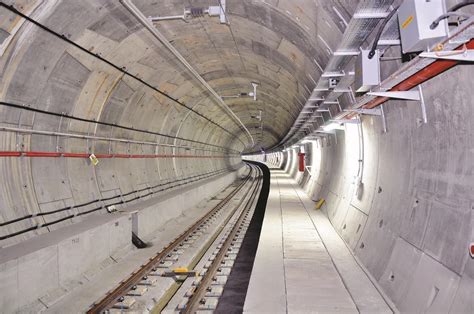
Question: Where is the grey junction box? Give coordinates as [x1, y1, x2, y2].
[397, 0, 448, 53]
[354, 49, 380, 93]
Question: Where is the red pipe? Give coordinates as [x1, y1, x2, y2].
[298, 152, 305, 172]
[346, 39, 474, 118]
[62, 153, 90, 158]
[24, 151, 61, 157]
[95, 154, 113, 158]
[0, 151, 22, 157]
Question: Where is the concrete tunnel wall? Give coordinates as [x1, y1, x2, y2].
[0, 0, 473, 312]
[0, 1, 247, 309]
[0, 0, 365, 248]
[0, 0, 248, 248]
[260, 60, 474, 313]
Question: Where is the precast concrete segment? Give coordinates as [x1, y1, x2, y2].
[120, 0, 255, 148]
[0, 3, 247, 149]
[245, 167, 391, 313]
[0, 151, 237, 158]
[0, 101, 239, 154]
[0, 168, 231, 242]
[0, 169, 242, 313]
[43, 172, 244, 313]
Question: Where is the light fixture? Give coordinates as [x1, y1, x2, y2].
[250, 82, 259, 101]
[220, 82, 259, 101]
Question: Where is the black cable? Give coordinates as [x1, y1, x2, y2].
[0, 100, 239, 154]
[430, 1, 474, 29]
[450, 0, 474, 12]
[0, 2, 246, 148]
[368, 4, 401, 59]
[0, 167, 230, 240]
[0, 168, 226, 228]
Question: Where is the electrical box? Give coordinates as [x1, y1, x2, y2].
[328, 78, 339, 89]
[354, 49, 380, 93]
[398, 0, 448, 53]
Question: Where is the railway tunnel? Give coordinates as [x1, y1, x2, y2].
[0, 0, 473, 313]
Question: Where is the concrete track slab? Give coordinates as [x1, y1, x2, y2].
[244, 168, 394, 314]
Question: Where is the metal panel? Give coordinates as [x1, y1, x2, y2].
[354, 49, 380, 92]
[398, 0, 447, 53]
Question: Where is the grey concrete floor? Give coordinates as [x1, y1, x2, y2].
[244, 168, 395, 314]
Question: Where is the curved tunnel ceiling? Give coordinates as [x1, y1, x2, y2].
[0, 0, 361, 153]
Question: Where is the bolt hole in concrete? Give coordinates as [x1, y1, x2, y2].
[426, 286, 440, 309]
[360, 242, 365, 249]
[379, 219, 384, 228]
[389, 271, 395, 282]
[343, 224, 347, 230]
[378, 186, 382, 193]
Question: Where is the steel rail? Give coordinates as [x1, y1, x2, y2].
[182, 165, 262, 313]
[86, 166, 254, 313]
[150, 165, 261, 313]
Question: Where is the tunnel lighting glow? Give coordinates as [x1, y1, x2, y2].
[322, 122, 345, 132]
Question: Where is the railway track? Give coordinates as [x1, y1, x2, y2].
[87, 163, 262, 313]
[178, 164, 262, 313]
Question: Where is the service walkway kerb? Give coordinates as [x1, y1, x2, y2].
[244, 168, 395, 314]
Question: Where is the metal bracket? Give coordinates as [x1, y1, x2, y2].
[324, 100, 342, 112]
[317, 109, 332, 119]
[334, 50, 359, 56]
[353, 11, 390, 19]
[316, 130, 337, 145]
[305, 165, 313, 176]
[367, 90, 420, 101]
[330, 119, 361, 125]
[308, 97, 324, 102]
[344, 108, 382, 116]
[377, 39, 401, 46]
[419, 48, 474, 62]
[368, 85, 427, 124]
[344, 106, 387, 133]
[149, 0, 226, 24]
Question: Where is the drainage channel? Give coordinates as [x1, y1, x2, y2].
[87, 164, 259, 313]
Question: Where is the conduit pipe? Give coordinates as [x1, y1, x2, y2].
[120, 0, 255, 148]
[0, 126, 225, 154]
[0, 101, 237, 153]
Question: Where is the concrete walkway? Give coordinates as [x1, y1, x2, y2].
[244, 168, 394, 314]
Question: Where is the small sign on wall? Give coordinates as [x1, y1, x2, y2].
[89, 154, 99, 166]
